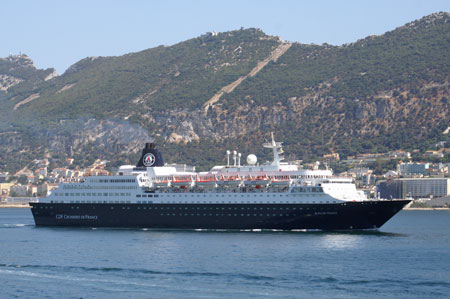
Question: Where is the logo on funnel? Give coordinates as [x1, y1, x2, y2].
[143, 153, 156, 166]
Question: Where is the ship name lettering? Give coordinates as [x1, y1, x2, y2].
[60, 214, 98, 220]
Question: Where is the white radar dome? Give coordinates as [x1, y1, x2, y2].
[247, 154, 257, 165]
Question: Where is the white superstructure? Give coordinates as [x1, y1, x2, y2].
[40, 134, 368, 206]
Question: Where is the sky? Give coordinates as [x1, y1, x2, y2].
[1, 0, 449, 74]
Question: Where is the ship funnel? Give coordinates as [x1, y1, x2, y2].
[136, 143, 164, 167]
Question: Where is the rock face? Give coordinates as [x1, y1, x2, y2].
[0, 74, 24, 92]
[0, 13, 449, 172]
[0, 54, 57, 92]
[49, 119, 152, 156]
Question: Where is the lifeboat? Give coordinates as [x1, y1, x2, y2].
[216, 175, 242, 187]
[152, 176, 171, 188]
[243, 175, 270, 187]
[171, 175, 194, 188]
[270, 175, 292, 187]
[195, 174, 218, 188]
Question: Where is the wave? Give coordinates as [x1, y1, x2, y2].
[0, 267, 282, 298]
[2, 263, 449, 297]
[311, 276, 450, 289]
[0, 267, 163, 289]
[0, 223, 33, 228]
[0, 263, 274, 282]
[29, 225, 406, 238]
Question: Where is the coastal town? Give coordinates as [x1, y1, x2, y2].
[0, 158, 109, 206]
[1, 139, 449, 208]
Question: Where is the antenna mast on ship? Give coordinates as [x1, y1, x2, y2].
[263, 132, 284, 166]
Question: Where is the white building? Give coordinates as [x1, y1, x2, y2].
[398, 162, 429, 176]
[404, 178, 450, 198]
[10, 185, 28, 197]
[379, 178, 450, 199]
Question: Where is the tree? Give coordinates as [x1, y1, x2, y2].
[17, 176, 28, 185]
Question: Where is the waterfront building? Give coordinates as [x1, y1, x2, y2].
[361, 174, 377, 186]
[398, 162, 429, 176]
[28, 184, 38, 197]
[378, 178, 450, 199]
[0, 183, 13, 197]
[10, 184, 29, 197]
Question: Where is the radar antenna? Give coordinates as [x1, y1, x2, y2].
[263, 132, 284, 166]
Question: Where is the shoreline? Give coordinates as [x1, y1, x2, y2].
[0, 204, 31, 208]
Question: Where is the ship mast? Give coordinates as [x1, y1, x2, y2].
[263, 132, 284, 166]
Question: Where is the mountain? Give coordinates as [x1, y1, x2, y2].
[0, 13, 449, 173]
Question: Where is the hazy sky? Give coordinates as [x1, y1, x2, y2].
[2, 0, 449, 74]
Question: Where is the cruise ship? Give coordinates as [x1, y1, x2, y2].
[30, 134, 410, 230]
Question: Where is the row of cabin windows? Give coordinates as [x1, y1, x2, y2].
[38, 205, 340, 211]
[289, 175, 327, 179]
[155, 193, 324, 198]
[154, 194, 289, 198]
[67, 201, 132, 206]
[73, 201, 131, 204]
[98, 179, 136, 183]
[137, 206, 330, 211]
[163, 201, 335, 204]
[120, 206, 334, 210]
[159, 213, 298, 217]
[54, 206, 306, 217]
[136, 194, 159, 198]
[51, 200, 136, 204]
[54, 192, 132, 197]
[291, 187, 324, 193]
[51, 199, 334, 204]
[62, 185, 137, 190]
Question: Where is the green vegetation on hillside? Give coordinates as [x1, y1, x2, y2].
[6, 28, 278, 122]
[0, 14, 449, 173]
[228, 15, 450, 107]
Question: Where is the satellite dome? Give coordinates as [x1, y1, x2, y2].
[247, 154, 257, 165]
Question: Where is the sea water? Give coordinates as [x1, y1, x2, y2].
[1, 208, 449, 298]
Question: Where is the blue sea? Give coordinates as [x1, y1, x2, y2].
[1, 208, 449, 298]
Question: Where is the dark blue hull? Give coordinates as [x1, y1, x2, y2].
[30, 200, 410, 230]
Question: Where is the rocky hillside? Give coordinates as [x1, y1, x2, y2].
[0, 13, 449, 172]
[0, 54, 57, 94]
